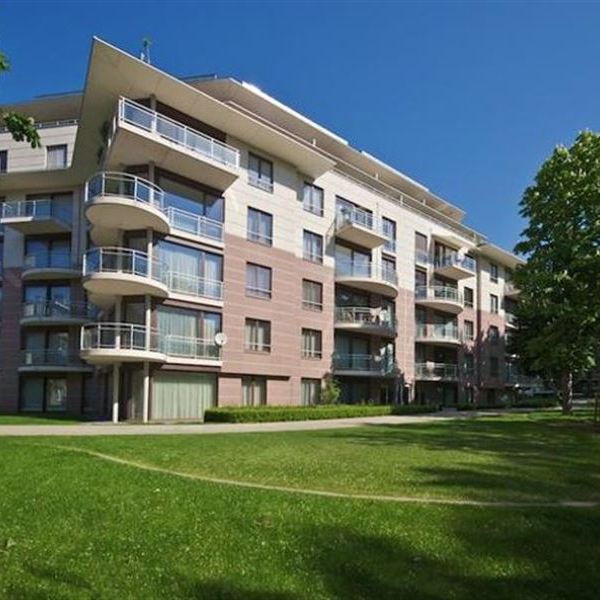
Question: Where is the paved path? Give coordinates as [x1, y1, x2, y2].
[0, 410, 514, 437]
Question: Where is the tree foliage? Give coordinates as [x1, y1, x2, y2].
[1, 50, 41, 148]
[514, 131, 600, 413]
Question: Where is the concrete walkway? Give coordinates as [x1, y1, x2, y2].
[0, 410, 511, 437]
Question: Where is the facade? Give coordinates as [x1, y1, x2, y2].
[0, 38, 525, 421]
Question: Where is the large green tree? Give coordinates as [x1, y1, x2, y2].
[514, 131, 600, 414]
[1, 50, 40, 147]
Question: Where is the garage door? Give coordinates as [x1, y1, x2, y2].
[152, 372, 216, 421]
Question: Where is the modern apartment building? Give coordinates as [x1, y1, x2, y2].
[0, 38, 524, 421]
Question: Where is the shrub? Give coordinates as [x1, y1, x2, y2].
[320, 375, 341, 404]
[204, 403, 439, 423]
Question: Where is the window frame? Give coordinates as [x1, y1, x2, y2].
[303, 230, 324, 264]
[302, 279, 323, 311]
[248, 152, 274, 192]
[490, 262, 499, 283]
[301, 328, 323, 359]
[302, 182, 324, 217]
[245, 262, 272, 300]
[490, 293, 499, 314]
[244, 318, 272, 353]
[247, 206, 273, 246]
[46, 144, 68, 170]
[464, 286, 474, 308]
[0, 149, 7, 173]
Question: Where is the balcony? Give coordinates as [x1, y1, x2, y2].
[85, 172, 169, 243]
[505, 312, 518, 328]
[108, 98, 240, 190]
[335, 259, 398, 298]
[415, 362, 459, 381]
[164, 271, 224, 304]
[434, 254, 476, 280]
[415, 285, 463, 314]
[332, 354, 396, 377]
[83, 247, 169, 301]
[22, 251, 80, 281]
[80, 323, 222, 367]
[19, 349, 92, 373]
[164, 205, 224, 246]
[415, 324, 462, 346]
[21, 300, 97, 327]
[504, 281, 520, 299]
[334, 306, 396, 336]
[0, 199, 72, 234]
[334, 208, 388, 249]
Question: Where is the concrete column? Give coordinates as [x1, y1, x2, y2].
[112, 364, 120, 423]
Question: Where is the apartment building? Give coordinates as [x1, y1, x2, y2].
[0, 38, 524, 421]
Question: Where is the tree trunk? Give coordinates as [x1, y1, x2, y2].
[560, 370, 573, 415]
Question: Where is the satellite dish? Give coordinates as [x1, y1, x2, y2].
[215, 332, 228, 347]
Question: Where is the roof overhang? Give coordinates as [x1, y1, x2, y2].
[477, 243, 524, 268]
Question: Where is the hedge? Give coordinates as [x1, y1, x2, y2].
[456, 397, 559, 411]
[204, 403, 439, 423]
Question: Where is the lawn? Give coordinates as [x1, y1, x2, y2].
[1, 411, 599, 599]
[0, 414, 86, 425]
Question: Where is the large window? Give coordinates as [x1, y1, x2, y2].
[158, 240, 223, 299]
[23, 330, 69, 366]
[303, 230, 323, 263]
[302, 182, 324, 216]
[46, 144, 67, 169]
[464, 287, 474, 308]
[302, 279, 323, 311]
[301, 328, 322, 359]
[157, 306, 221, 342]
[489, 325, 500, 344]
[301, 379, 321, 406]
[245, 318, 271, 352]
[20, 377, 67, 412]
[25, 237, 71, 269]
[152, 372, 216, 420]
[248, 153, 274, 192]
[242, 376, 267, 406]
[247, 207, 273, 246]
[464, 320, 474, 340]
[415, 232, 428, 264]
[23, 284, 71, 318]
[246, 263, 272, 299]
[159, 175, 224, 223]
[382, 217, 396, 253]
[0, 150, 7, 173]
[490, 262, 499, 283]
[490, 294, 499, 314]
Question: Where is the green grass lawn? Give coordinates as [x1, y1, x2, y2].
[1, 411, 600, 599]
[0, 414, 87, 425]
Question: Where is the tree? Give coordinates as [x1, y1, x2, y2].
[1, 50, 40, 148]
[514, 131, 600, 414]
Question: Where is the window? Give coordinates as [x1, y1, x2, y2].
[490, 356, 500, 377]
[464, 287, 474, 308]
[246, 263, 272, 299]
[247, 207, 273, 246]
[24, 284, 71, 318]
[464, 354, 474, 376]
[301, 379, 321, 405]
[490, 294, 499, 314]
[489, 325, 500, 343]
[25, 237, 71, 269]
[245, 318, 271, 352]
[20, 377, 67, 412]
[382, 256, 396, 282]
[464, 320, 474, 341]
[248, 153, 273, 192]
[382, 217, 396, 253]
[301, 328, 322, 359]
[302, 279, 323, 311]
[0, 150, 7, 173]
[46, 144, 68, 169]
[242, 376, 267, 406]
[415, 232, 428, 264]
[303, 230, 323, 263]
[490, 262, 499, 283]
[303, 182, 324, 216]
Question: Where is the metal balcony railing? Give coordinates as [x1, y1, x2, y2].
[415, 285, 463, 304]
[333, 354, 395, 374]
[415, 362, 459, 380]
[335, 259, 398, 286]
[335, 206, 380, 233]
[1, 199, 72, 224]
[86, 172, 164, 210]
[119, 97, 240, 169]
[164, 205, 224, 242]
[24, 250, 75, 270]
[83, 247, 168, 285]
[334, 306, 395, 331]
[416, 323, 462, 343]
[21, 349, 82, 367]
[165, 271, 224, 301]
[22, 300, 96, 321]
[434, 254, 476, 272]
[159, 334, 221, 360]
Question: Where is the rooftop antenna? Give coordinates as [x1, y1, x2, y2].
[140, 38, 152, 64]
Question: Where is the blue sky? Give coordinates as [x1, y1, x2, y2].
[1, 0, 598, 250]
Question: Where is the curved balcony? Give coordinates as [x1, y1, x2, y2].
[19, 349, 92, 373]
[22, 251, 80, 280]
[415, 362, 459, 381]
[83, 247, 169, 299]
[332, 353, 396, 377]
[415, 324, 462, 346]
[80, 323, 222, 366]
[415, 285, 463, 314]
[80, 323, 165, 364]
[335, 260, 398, 298]
[334, 306, 396, 336]
[334, 208, 387, 249]
[1, 199, 72, 234]
[85, 172, 169, 242]
[434, 254, 476, 280]
[21, 300, 97, 327]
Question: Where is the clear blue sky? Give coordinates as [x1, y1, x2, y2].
[1, 0, 598, 250]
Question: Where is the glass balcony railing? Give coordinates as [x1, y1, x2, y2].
[84, 247, 168, 285]
[415, 285, 462, 304]
[21, 349, 83, 367]
[434, 254, 476, 273]
[22, 300, 97, 321]
[416, 323, 462, 343]
[335, 259, 398, 287]
[164, 205, 224, 242]
[86, 172, 164, 210]
[334, 306, 395, 331]
[415, 362, 459, 380]
[119, 98, 240, 169]
[1, 199, 72, 224]
[164, 271, 224, 301]
[335, 206, 379, 232]
[24, 250, 74, 270]
[333, 354, 396, 374]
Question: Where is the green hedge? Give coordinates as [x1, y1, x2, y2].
[456, 397, 559, 411]
[204, 404, 439, 423]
